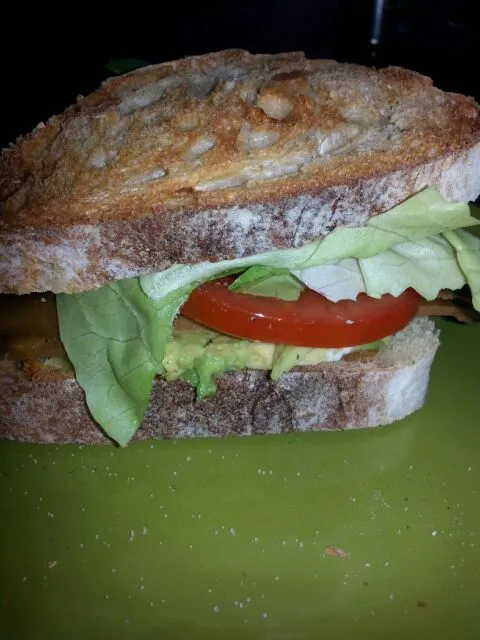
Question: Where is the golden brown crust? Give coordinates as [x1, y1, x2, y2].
[1, 50, 480, 294]
[2, 50, 479, 230]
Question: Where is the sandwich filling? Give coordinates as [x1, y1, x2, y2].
[3, 188, 480, 446]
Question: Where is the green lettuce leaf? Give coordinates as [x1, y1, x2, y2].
[140, 188, 477, 300]
[443, 229, 480, 311]
[293, 230, 480, 311]
[56, 280, 193, 446]
[229, 266, 304, 301]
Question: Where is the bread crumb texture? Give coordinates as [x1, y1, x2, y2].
[1, 50, 479, 229]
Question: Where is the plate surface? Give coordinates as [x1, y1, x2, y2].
[1, 319, 479, 640]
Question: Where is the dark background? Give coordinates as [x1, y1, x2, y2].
[2, 0, 478, 147]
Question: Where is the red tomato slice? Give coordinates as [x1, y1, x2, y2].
[180, 277, 421, 348]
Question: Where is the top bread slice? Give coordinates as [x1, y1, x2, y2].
[1, 49, 480, 294]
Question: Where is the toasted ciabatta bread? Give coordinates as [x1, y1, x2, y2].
[0, 319, 439, 444]
[1, 49, 480, 294]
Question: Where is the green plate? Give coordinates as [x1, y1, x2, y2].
[1, 318, 479, 640]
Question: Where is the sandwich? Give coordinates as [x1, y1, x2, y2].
[1, 49, 479, 447]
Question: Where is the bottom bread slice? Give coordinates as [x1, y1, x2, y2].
[0, 318, 439, 445]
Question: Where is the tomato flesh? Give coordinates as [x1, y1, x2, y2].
[180, 277, 421, 348]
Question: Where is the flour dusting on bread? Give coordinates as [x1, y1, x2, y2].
[1, 50, 479, 294]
